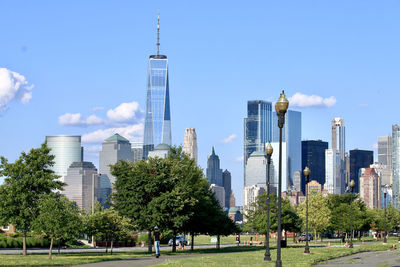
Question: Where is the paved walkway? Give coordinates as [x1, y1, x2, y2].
[315, 250, 400, 267]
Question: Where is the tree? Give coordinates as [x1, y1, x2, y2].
[85, 204, 132, 254]
[297, 193, 331, 241]
[112, 146, 206, 253]
[0, 143, 64, 256]
[245, 193, 302, 244]
[32, 193, 82, 260]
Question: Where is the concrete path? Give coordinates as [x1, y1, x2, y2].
[315, 250, 400, 267]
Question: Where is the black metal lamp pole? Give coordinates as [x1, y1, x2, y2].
[275, 91, 289, 267]
[349, 180, 355, 248]
[304, 167, 311, 254]
[264, 143, 273, 261]
[384, 190, 387, 244]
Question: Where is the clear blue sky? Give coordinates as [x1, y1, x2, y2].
[1, 1, 400, 205]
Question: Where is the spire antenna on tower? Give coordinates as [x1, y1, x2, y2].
[157, 12, 160, 56]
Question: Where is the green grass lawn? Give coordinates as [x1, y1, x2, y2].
[155, 238, 400, 267]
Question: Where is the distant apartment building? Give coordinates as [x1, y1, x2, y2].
[378, 136, 392, 168]
[359, 168, 381, 209]
[306, 180, 322, 196]
[131, 142, 143, 162]
[148, 144, 170, 159]
[370, 163, 392, 186]
[243, 185, 266, 214]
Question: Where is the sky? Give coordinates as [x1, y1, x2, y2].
[1, 1, 400, 205]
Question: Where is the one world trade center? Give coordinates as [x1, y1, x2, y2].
[143, 15, 171, 158]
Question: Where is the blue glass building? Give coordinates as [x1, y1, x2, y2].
[244, 100, 272, 168]
[272, 110, 302, 189]
[143, 16, 171, 159]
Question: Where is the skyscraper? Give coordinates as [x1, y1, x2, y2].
[392, 125, 400, 209]
[349, 149, 373, 193]
[222, 169, 232, 209]
[378, 136, 392, 168]
[143, 15, 171, 159]
[99, 134, 134, 206]
[183, 128, 198, 163]
[325, 148, 341, 194]
[330, 117, 346, 194]
[272, 110, 302, 188]
[63, 161, 99, 213]
[45, 135, 83, 182]
[359, 168, 381, 209]
[301, 140, 328, 195]
[245, 151, 268, 187]
[244, 100, 272, 167]
[206, 147, 223, 186]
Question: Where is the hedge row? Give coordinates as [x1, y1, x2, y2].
[0, 235, 49, 248]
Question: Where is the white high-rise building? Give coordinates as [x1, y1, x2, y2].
[325, 149, 341, 194]
[183, 128, 198, 163]
[378, 136, 392, 168]
[243, 185, 266, 221]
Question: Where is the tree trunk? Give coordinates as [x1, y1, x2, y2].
[105, 240, 108, 253]
[22, 233, 27, 256]
[49, 237, 54, 260]
[293, 233, 296, 243]
[58, 240, 61, 254]
[217, 235, 220, 249]
[172, 230, 177, 252]
[148, 230, 152, 254]
[190, 232, 194, 251]
[314, 229, 317, 244]
[110, 240, 113, 255]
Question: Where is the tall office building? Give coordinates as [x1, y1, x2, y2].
[272, 110, 302, 189]
[210, 184, 225, 208]
[331, 117, 346, 193]
[143, 15, 171, 159]
[349, 149, 373, 193]
[206, 147, 223, 186]
[301, 140, 328, 195]
[131, 142, 143, 162]
[245, 151, 268, 187]
[63, 162, 99, 213]
[99, 134, 134, 206]
[244, 100, 272, 167]
[378, 136, 392, 168]
[45, 135, 83, 182]
[392, 125, 400, 209]
[222, 169, 232, 209]
[183, 128, 198, 163]
[325, 149, 341, 194]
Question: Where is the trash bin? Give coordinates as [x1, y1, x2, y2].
[281, 240, 287, 248]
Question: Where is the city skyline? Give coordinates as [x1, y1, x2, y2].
[1, 1, 400, 205]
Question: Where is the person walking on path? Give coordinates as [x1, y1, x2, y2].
[154, 227, 161, 258]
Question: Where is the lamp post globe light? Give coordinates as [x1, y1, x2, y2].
[383, 188, 387, 244]
[303, 167, 311, 254]
[274, 90, 289, 267]
[349, 179, 355, 248]
[264, 143, 273, 261]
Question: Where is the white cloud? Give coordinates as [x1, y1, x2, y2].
[82, 123, 144, 143]
[92, 106, 104, 112]
[221, 134, 237, 144]
[0, 68, 33, 110]
[235, 156, 244, 162]
[107, 101, 144, 123]
[288, 92, 336, 108]
[83, 145, 102, 155]
[58, 113, 104, 127]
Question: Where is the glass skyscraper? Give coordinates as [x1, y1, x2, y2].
[143, 16, 171, 159]
[244, 100, 272, 168]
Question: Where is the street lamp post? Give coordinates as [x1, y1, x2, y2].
[275, 91, 289, 267]
[383, 188, 387, 244]
[303, 167, 311, 254]
[264, 143, 273, 261]
[349, 180, 355, 248]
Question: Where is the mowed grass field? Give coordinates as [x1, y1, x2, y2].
[155, 238, 400, 267]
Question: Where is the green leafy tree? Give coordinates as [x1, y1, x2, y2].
[297, 193, 331, 240]
[32, 193, 82, 260]
[85, 204, 132, 254]
[370, 204, 400, 234]
[0, 143, 64, 256]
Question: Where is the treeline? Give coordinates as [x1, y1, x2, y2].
[245, 191, 400, 240]
[0, 144, 238, 259]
